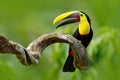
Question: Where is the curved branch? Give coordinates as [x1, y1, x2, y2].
[0, 33, 89, 71]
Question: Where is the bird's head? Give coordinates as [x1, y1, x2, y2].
[53, 11, 91, 35]
[53, 11, 91, 28]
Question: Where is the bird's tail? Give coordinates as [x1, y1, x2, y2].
[63, 48, 75, 72]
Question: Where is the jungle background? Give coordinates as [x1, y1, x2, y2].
[0, 0, 120, 80]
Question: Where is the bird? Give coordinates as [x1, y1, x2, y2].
[53, 11, 93, 72]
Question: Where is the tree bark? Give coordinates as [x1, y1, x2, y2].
[0, 33, 89, 71]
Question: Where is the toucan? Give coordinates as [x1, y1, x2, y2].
[53, 11, 93, 72]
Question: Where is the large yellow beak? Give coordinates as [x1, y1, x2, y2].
[53, 11, 80, 28]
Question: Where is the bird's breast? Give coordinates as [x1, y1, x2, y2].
[79, 19, 90, 35]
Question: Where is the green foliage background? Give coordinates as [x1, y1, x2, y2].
[0, 0, 120, 80]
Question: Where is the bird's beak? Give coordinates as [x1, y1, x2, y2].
[53, 11, 80, 28]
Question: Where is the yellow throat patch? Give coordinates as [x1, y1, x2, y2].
[79, 14, 90, 35]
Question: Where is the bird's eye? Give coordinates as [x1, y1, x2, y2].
[80, 14, 83, 17]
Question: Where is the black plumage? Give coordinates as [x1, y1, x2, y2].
[63, 13, 93, 72]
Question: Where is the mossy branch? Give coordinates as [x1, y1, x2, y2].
[0, 33, 89, 70]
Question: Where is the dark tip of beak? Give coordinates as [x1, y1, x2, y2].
[56, 18, 80, 29]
